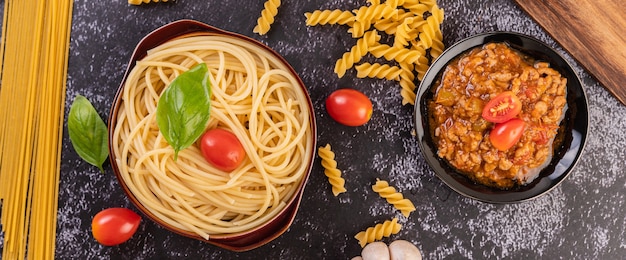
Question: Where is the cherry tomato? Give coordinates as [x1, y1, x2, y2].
[325, 89, 373, 126]
[489, 118, 526, 151]
[482, 91, 522, 123]
[200, 128, 245, 172]
[92, 208, 141, 246]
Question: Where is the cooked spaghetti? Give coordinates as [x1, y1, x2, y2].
[111, 35, 313, 239]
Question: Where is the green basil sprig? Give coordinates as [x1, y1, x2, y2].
[68, 95, 109, 172]
[156, 63, 211, 160]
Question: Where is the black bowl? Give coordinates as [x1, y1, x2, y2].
[413, 32, 589, 203]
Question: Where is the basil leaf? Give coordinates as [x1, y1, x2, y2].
[68, 95, 109, 172]
[156, 63, 211, 160]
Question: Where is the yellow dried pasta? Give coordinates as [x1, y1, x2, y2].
[410, 43, 431, 81]
[404, 2, 430, 16]
[128, 0, 167, 5]
[350, 4, 398, 38]
[383, 0, 405, 9]
[304, 10, 355, 26]
[305, 0, 445, 106]
[398, 62, 417, 105]
[317, 144, 347, 196]
[334, 30, 380, 78]
[253, 0, 281, 35]
[354, 218, 402, 247]
[393, 17, 416, 47]
[355, 63, 402, 80]
[416, 5, 445, 58]
[368, 43, 423, 64]
[372, 178, 416, 217]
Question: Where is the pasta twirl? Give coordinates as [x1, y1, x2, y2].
[416, 5, 445, 58]
[372, 178, 416, 217]
[355, 63, 402, 81]
[304, 10, 355, 26]
[350, 5, 398, 38]
[398, 62, 417, 105]
[354, 218, 402, 247]
[128, 0, 168, 5]
[305, 0, 446, 106]
[253, 0, 281, 35]
[112, 35, 313, 239]
[334, 30, 381, 78]
[368, 43, 423, 64]
[317, 144, 347, 196]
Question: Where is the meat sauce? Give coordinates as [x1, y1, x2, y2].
[429, 43, 567, 189]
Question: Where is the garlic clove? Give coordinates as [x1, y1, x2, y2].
[361, 241, 390, 260]
[388, 240, 421, 260]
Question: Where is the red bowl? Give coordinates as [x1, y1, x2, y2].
[107, 19, 316, 251]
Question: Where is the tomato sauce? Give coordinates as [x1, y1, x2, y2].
[428, 43, 567, 189]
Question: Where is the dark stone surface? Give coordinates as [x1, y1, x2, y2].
[1, 0, 625, 259]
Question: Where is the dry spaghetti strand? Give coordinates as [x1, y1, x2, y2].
[0, 0, 74, 259]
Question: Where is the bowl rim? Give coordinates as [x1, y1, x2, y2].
[413, 31, 589, 203]
[107, 19, 317, 251]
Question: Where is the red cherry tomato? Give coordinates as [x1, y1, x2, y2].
[200, 128, 245, 172]
[325, 89, 373, 126]
[482, 91, 522, 123]
[92, 208, 141, 246]
[489, 118, 526, 151]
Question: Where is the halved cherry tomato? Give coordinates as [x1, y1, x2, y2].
[489, 118, 526, 151]
[482, 91, 522, 123]
[325, 88, 373, 126]
[200, 128, 245, 172]
[92, 208, 141, 246]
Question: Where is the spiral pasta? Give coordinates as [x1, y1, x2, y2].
[253, 0, 281, 35]
[355, 63, 402, 80]
[410, 44, 430, 80]
[334, 30, 380, 78]
[305, 0, 446, 106]
[404, 2, 430, 16]
[368, 43, 422, 64]
[417, 0, 438, 8]
[372, 179, 416, 217]
[350, 4, 398, 38]
[393, 17, 416, 47]
[128, 0, 167, 5]
[416, 5, 445, 58]
[354, 218, 402, 247]
[383, 0, 405, 9]
[304, 10, 355, 26]
[317, 144, 347, 196]
[398, 62, 417, 105]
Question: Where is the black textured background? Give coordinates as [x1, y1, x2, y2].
[0, 0, 625, 259]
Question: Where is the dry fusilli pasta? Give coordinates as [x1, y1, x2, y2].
[305, 0, 445, 106]
[350, 4, 398, 38]
[253, 0, 281, 35]
[334, 30, 380, 78]
[355, 63, 402, 80]
[128, 0, 167, 5]
[410, 43, 430, 80]
[368, 43, 422, 64]
[404, 2, 430, 16]
[318, 144, 347, 196]
[393, 17, 416, 47]
[398, 62, 417, 105]
[354, 218, 402, 247]
[305, 10, 355, 26]
[416, 5, 444, 58]
[372, 178, 416, 217]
